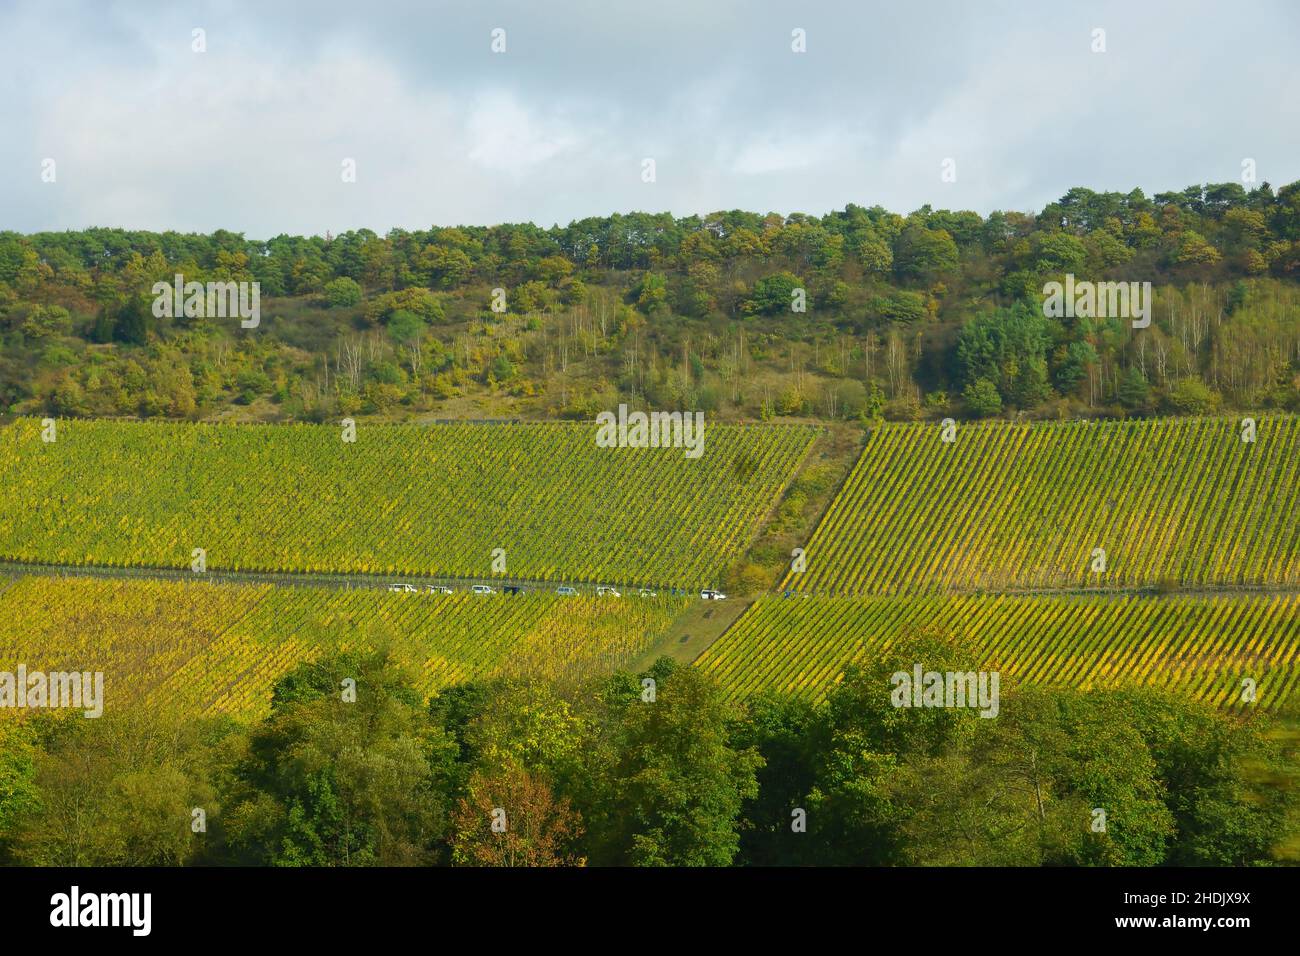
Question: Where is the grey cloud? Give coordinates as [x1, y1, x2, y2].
[1, 0, 1297, 236]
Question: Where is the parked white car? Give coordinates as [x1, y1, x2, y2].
[387, 583, 419, 594]
[700, 589, 727, 600]
[638, 588, 657, 598]
[596, 586, 621, 597]
[426, 585, 454, 595]
[471, 584, 497, 595]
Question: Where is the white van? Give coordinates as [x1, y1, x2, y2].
[556, 586, 578, 596]
[596, 586, 621, 597]
[471, 584, 496, 595]
[700, 589, 727, 600]
[387, 583, 418, 594]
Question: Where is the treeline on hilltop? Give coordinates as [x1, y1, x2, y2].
[1, 180, 1299, 424]
[1, 629, 1297, 867]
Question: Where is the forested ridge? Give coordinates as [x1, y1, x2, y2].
[2, 180, 1298, 424]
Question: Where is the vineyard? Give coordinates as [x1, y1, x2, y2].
[0, 417, 817, 589]
[5, 414, 1299, 722]
[695, 592, 1300, 710]
[784, 417, 1300, 595]
[0, 575, 688, 720]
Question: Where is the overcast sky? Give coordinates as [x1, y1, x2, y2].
[2, 0, 1298, 237]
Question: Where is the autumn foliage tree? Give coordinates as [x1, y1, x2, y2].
[450, 762, 584, 867]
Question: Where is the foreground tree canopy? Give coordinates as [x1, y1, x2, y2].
[2, 643, 1297, 867]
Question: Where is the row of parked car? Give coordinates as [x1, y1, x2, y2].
[384, 582, 728, 600]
